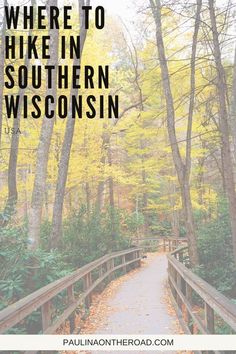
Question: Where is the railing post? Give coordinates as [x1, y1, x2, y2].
[167, 259, 172, 287]
[168, 239, 171, 252]
[67, 285, 75, 333]
[185, 283, 194, 332]
[186, 284, 192, 304]
[179, 250, 183, 263]
[122, 255, 126, 273]
[83, 272, 92, 307]
[175, 239, 178, 250]
[67, 284, 75, 304]
[131, 251, 135, 269]
[110, 257, 115, 278]
[169, 263, 177, 300]
[99, 264, 103, 278]
[129, 251, 134, 270]
[205, 303, 214, 333]
[176, 273, 182, 309]
[107, 257, 114, 281]
[137, 249, 141, 267]
[163, 239, 166, 252]
[41, 301, 51, 332]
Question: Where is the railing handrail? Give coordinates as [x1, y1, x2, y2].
[169, 245, 188, 256]
[168, 246, 236, 333]
[131, 237, 187, 242]
[0, 247, 142, 334]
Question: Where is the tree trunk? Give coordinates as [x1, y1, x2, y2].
[171, 210, 180, 238]
[169, 180, 180, 238]
[108, 145, 115, 210]
[149, 0, 202, 266]
[107, 142, 116, 243]
[0, 0, 7, 149]
[95, 102, 142, 212]
[28, 0, 59, 250]
[51, 0, 89, 248]
[96, 124, 108, 212]
[230, 46, 236, 160]
[6, 70, 30, 214]
[83, 123, 91, 217]
[140, 139, 148, 235]
[1, 1, 35, 224]
[85, 182, 91, 215]
[209, 0, 236, 262]
[96, 180, 105, 212]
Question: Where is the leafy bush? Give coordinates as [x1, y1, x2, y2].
[124, 211, 145, 236]
[61, 206, 130, 268]
[196, 199, 236, 295]
[0, 205, 141, 334]
[149, 219, 172, 236]
[0, 205, 133, 313]
[0, 225, 72, 311]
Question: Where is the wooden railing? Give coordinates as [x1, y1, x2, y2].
[3, 237, 234, 353]
[167, 247, 236, 339]
[0, 247, 142, 336]
[131, 237, 187, 251]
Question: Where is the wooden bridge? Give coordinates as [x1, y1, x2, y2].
[0, 237, 236, 354]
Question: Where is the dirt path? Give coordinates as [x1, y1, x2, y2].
[79, 253, 182, 353]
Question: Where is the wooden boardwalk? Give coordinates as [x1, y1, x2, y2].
[92, 254, 177, 334]
[1, 238, 236, 354]
[80, 253, 179, 354]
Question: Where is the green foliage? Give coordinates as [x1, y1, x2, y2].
[147, 215, 172, 236]
[0, 225, 29, 309]
[0, 225, 72, 311]
[214, 317, 235, 334]
[124, 211, 145, 235]
[62, 206, 130, 268]
[0, 202, 16, 226]
[31, 249, 73, 287]
[0, 206, 133, 314]
[195, 199, 236, 295]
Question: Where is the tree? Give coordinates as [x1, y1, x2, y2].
[28, 0, 59, 250]
[149, 0, 202, 266]
[230, 46, 236, 160]
[0, 0, 36, 226]
[208, 0, 236, 263]
[0, 0, 7, 149]
[51, 0, 90, 248]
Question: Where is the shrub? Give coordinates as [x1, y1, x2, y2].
[196, 199, 236, 296]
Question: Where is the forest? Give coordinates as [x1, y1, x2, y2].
[0, 0, 236, 326]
